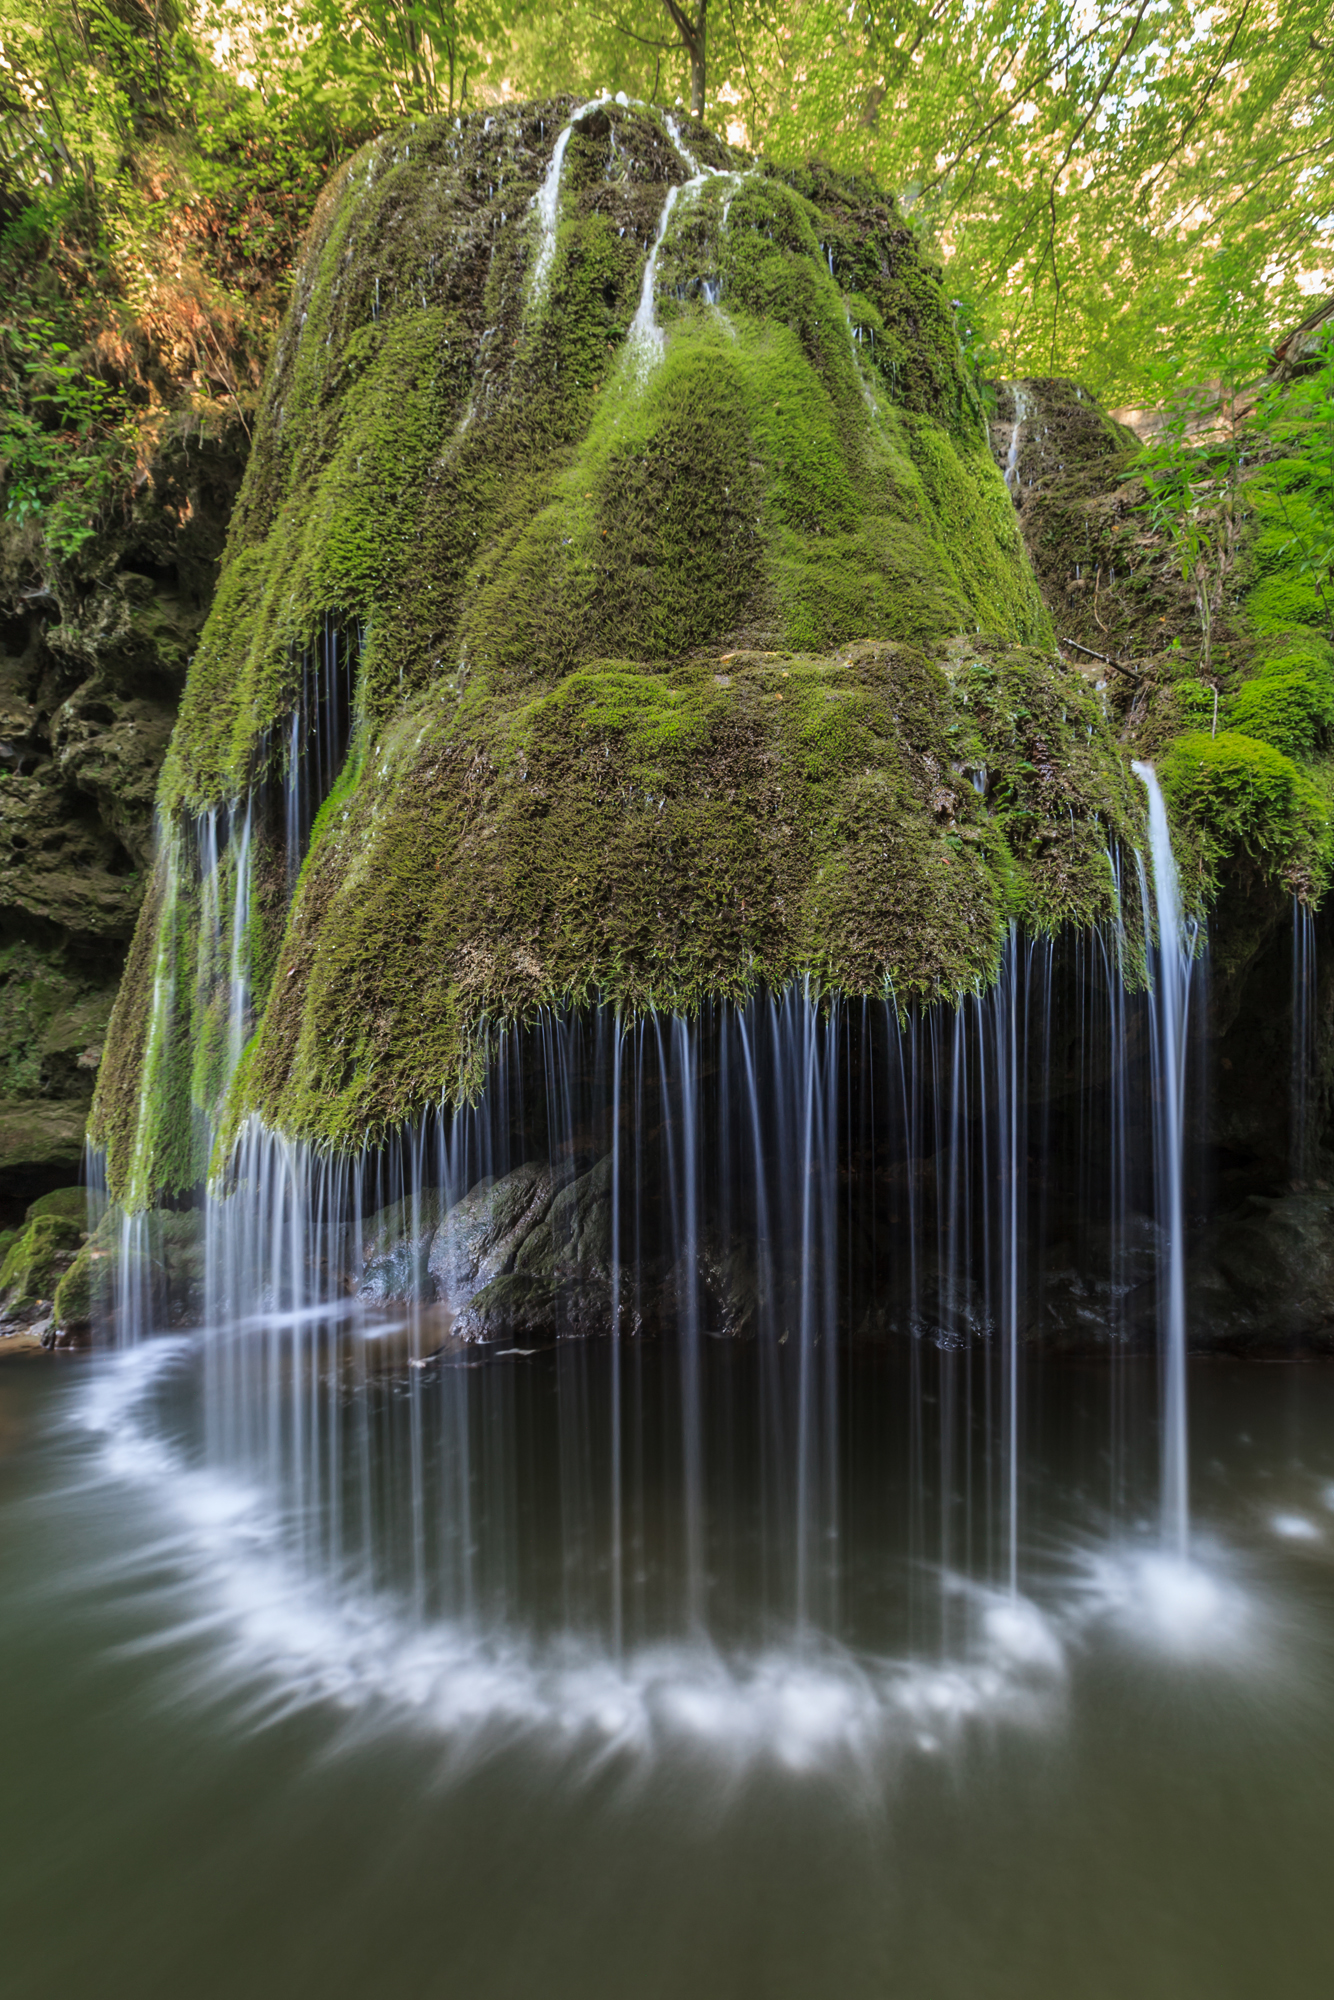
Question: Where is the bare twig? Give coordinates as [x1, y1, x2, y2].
[1058, 636, 1141, 679]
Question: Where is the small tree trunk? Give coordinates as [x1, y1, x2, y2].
[690, 9, 706, 116]
[665, 0, 708, 117]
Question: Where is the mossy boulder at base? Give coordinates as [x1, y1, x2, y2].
[91, 99, 1148, 1203]
[1, 1186, 88, 1325]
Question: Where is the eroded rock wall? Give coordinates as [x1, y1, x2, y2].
[0, 422, 247, 1216]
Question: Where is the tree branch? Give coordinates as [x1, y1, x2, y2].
[1137, 1, 1252, 199]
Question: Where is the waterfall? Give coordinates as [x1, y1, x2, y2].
[163, 931, 1182, 1591]
[88, 715, 1216, 1696]
[1132, 761, 1197, 1555]
[77, 832, 1237, 1751]
[1004, 384, 1028, 496]
[528, 98, 611, 309]
[1291, 896, 1317, 1181]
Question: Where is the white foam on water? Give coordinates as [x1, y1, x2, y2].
[61, 1348, 1299, 1796]
[65, 1346, 1070, 1786]
[1073, 1543, 1261, 1665]
[1272, 1513, 1322, 1541]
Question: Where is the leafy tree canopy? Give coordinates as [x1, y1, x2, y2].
[505, 0, 1333, 401]
[0, 0, 1328, 555]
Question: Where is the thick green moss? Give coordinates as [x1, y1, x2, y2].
[231, 636, 1137, 1152]
[1158, 729, 1332, 897]
[26, 1187, 87, 1224]
[52, 1238, 97, 1328]
[1228, 668, 1334, 760]
[1, 1207, 83, 1314]
[1152, 452, 1334, 903]
[1244, 459, 1332, 636]
[159, 98, 1044, 813]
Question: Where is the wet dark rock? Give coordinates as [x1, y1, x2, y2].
[357, 1191, 451, 1304]
[689, 1237, 764, 1340]
[1188, 1192, 1334, 1354]
[1024, 1215, 1165, 1353]
[453, 1157, 613, 1340]
[428, 1161, 570, 1308]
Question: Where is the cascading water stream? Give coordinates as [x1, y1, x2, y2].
[1132, 761, 1196, 1556]
[1004, 385, 1028, 496]
[1291, 895, 1317, 1181]
[626, 110, 749, 369]
[528, 97, 611, 308]
[530, 95, 744, 368]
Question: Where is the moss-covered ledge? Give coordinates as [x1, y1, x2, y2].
[220, 637, 1140, 1152]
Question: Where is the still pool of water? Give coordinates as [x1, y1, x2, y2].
[3, 1340, 1334, 1999]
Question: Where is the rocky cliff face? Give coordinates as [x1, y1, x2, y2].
[0, 421, 247, 1218]
[987, 373, 1334, 1347]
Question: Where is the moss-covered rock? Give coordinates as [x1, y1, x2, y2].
[1158, 729, 1331, 895]
[1224, 636, 1334, 759]
[42, 1191, 214, 1335]
[52, 1237, 99, 1331]
[26, 1185, 88, 1224]
[0, 1201, 85, 1322]
[92, 101, 1147, 1200]
[985, 377, 1196, 675]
